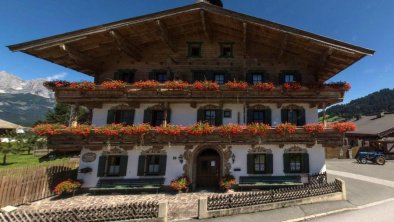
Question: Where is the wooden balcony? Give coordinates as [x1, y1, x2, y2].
[54, 86, 345, 108]
[47, 129, 343, 151]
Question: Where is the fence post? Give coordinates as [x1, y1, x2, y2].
[198, 198, 208, 219]
[158, 201, 168, 222]
[335, 178, 347, 200]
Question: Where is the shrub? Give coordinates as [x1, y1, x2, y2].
[218, 124, 246, 136]
[101, 80, 127, 90]
[254, 82, 275, 91]
[53, 179, 81, 196]
[170, 176, 191, 192]
[219, 175, 236, 190]
[330, 122, 356, 133]
[247, 123, 272, 135]
[186, 122, 214, 136]
[275, 123, 297, 135]
[192, 81, 220, 91]
[164, 80, 190, 90]
[133, 80, 159, 89]
[225, 81, 248, 90]
[32, 124, 66, 136]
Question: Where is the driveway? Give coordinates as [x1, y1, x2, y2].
[191, 159, 394, 222]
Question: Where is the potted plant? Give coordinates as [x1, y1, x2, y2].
[219, 175, 236, 192]
[170, 176, 191, 193]
[53, 179, 82, 197]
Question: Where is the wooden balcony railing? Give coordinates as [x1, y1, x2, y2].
[47, 128, 343, 151]
[54, 86, 345, 106]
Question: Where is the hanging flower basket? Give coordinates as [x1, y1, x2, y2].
[254, 82, 275, 91]
[32, 124, 67, 136]
[101, 80, 127, 90]
[247, 123, 272, 135]
[225, 81, 248, 90]
[275, 123, 297, 136]
[186, 122, 214, 136]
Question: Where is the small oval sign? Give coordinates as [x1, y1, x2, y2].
[82, 152, 96, 163]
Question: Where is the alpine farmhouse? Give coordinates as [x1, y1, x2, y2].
[8, 1, 374, 190]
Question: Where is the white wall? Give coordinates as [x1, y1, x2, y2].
[91, 103, 318, 127]
[78, 143, 326, 188]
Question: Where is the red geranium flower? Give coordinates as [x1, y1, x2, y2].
[120, 124, 151, 135]
[330, 122, 356, 133]
[283, 82, 302, 91]
[275, 123, 297, 135]
[101, 80, 127, 90]
[155, 124, 184, 136]
[94, 124, 123, 137]
[186, 122, 214, 136]
[254, 82, 275, 91]
[65, 125, 92, 137]
[164, 80, 190, 90]
[247, 123, 272, 135]
[303, 124, 325, 135]
[192, 81, 219, 91]
[133, 80, 159, 89]
[32, 124, 67, 136]
[69, 81, 96, 91]
[225, 81, 248, 90]
[218, 124, 246, 136]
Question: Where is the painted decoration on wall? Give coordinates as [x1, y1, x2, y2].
[82, 152, 97, 163]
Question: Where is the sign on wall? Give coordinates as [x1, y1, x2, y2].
[82, 152, 97, 163]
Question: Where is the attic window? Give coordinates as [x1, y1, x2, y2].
[188, 42, 202, 58]
[220, 43, 234, 58]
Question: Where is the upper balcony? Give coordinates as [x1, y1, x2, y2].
[47, 81, 350, 108]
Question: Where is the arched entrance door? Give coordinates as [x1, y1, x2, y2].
[196, 149, 221, 188]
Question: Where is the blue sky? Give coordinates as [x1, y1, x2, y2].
[0, 0, 393, 103]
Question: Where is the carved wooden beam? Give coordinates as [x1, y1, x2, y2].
[243, 22, 248, 56]
[277, 33, 289, 61]
[108, 30, 142, 61]
[156, 20, 177, 53]
[200, 10, 213, 43]
[315, 48, 334, 82]
[59, 44, 98, 74]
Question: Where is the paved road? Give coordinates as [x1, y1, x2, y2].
[309, 199, 394, 222]
[189, 159, 394, 222]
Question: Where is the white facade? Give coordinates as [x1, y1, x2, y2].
[78, 144, 325, 188]
[91, 102, 318, 127]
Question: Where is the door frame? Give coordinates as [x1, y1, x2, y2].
[196, 150, 221, 188]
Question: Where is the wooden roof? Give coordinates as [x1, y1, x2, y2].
[0, 119, 22, 129]
[8, 2, 374, 81]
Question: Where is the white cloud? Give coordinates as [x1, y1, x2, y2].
[46, 72, 67, 81]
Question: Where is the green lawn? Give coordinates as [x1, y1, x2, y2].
[0, 153, 73, 168]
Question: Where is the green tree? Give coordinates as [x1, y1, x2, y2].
[14, 132, 46, 155]
[0, 133, 21, 165]
[44, 103, 91, 126]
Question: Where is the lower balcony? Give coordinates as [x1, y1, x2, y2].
[46, 128, 344, 151]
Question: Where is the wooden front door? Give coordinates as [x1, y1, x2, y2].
[196, 149, 220, 188]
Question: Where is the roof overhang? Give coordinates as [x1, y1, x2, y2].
[8, 2, 375, 79]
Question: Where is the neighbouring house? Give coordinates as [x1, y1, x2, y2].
[0, 119, 25, 137]
[346, 112, 394, 159]
[8, 1, 374, 190]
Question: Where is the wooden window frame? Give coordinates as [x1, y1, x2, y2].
[145, 155, 161, 176]
[188, 42, 203, 58]
[219, 42, 234, 58]
[138, 154, 167, 176]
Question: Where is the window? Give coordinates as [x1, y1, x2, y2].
[289, 154, 302, 173]
[107, 110, 134, 125]
[156, 72, 168, 83]
[220, 43, 234, 58]
[204, 110, 216, 126]
[188, 42, 202, 57]
[252, 74, 263, 84]
[106, 156, 121, 176]
[97, 155, 128, 177]
[254, 154, 265, 173]
[247, 108, 271, 125]
[247, 153, 273, 174]
[285, 74, 295, 83]
[283, 152, 309, 174]
[152, 110, 165, 127]
[137, 155, 167, 176]
[146, 155, 160, 175]
[114, 70, 134, 83]
[281, 108, 305, 126]
[223, 110, 232, 118]
[214, 73, 225, 84]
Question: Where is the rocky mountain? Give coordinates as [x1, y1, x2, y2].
[0, 71, 54, 98]
[0, 71, 56, 126]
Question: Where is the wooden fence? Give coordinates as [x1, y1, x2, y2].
[0, 160, 79, 207]
[0, 201, 162, 222]
[207, 179, 342, 210]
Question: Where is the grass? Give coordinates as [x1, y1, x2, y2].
[0, 152, 72, 168]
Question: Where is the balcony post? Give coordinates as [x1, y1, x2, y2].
[69, 104, 79, 127]
[322, 103, 327, 127]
